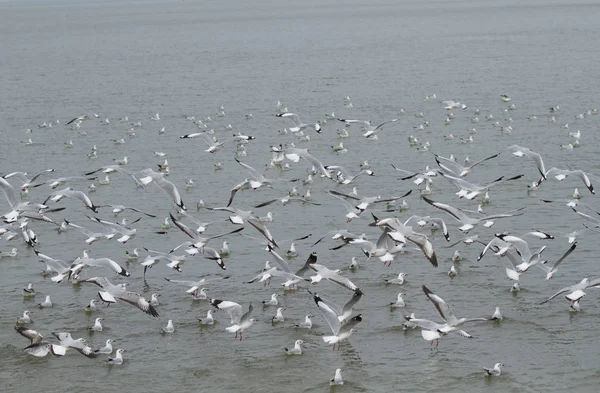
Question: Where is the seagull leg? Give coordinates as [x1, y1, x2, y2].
[234, 331, 238, 339]
[435, 339, 439, 349]
[239, 332, 243, 341]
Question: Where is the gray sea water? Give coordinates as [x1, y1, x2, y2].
[2, 0, 600, 392]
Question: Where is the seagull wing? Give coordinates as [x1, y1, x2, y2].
[15, 326, 43, 344]
[153, 175, 185, 210]
[338, 314, 362, 335]
[422, 285, 459, 325]
[76, 257, 129, 277]
[114, 289, 159, 317]
[248, 218, 278, 249]
[210, 299, 243, 324]
[312, 292, 342, 335]
[268, 247, 292, 273]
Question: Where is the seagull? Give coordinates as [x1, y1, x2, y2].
[294, 315, 314, 329]
[24, 342, 67, 357]
[286, 242, 298, 259]
[229, 158, 295, 199]
[330, 189, 411, 215]
[285, 339, 306, 355]
[437, 170, 523, 200]
[71, 256, 130, 277]
[434, 152, 499, 177]
[134, 168, 185, 210]
[64, 219, 115, 244]
[253, 195, 322, 208]
[309, 289, 363, 324]
[477, 234, 548, 273]
[451, 250, 462, 262]
[367, 215, 438, 266]
[107, 348, 126, 365]
[164, 276, 229, 297]
[422, 285, 487, 334]
[89, 317, 104, 332]
[168, 212, 243, 268]
[540, 277, 600, 304]
[325, 165, 374, 185]
[276, 112, 321, 133]
[198, 310, 215, 325]
[404, 315, 473, 348]
[82, 277, 159, 317]
[94, 339, 114, 354]
[505, 145, 547, 178]
[83, 215, 139, 244]
[448, 265, 458, 277]
[247, 218, 279, 249]
[3, 169, 55, 191]
[150, 293, 160, 306]
[66, 115, 88, 125]
[262, 293, 278, 306]
[219, 241, 230, 256]
[330, 369, 344, 385]
[403, 215, 450, 241]
[422, 196, 525, 233]
[52, 332, 95, 357]
[490, 307, 503, 321]
[336, 117, 399, 138]
[311, 292, 362, 350]
[272, 307, 285, 323]
[535, 168, 595, 194]
[16, 310, 33, 324]
[85, 299, 98, 312]
[205, 206, 255, 225]
[223, 303, 254, 340]
[280, 146, 331, 178]
[484, 363, 504, 376]
[307, 262, 359, 291]
[442, 100, 466, 110]
[210, 299, 245, 324]
[537, 242, 578, 280]
[98, 204, 156, 218]
[385, 273, 407, 285]
[179, 132, 227, 153]
[0, 247, 19, 258]
[23, 283, 35, 297]
[125, 248, 140, 262]
[161, 320, 175, 334]
[38, 295, 53, 308]
[566, 290, 585, 311]
[390, 293, 406, 308]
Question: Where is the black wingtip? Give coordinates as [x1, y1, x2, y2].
[148, 305, 159, 317]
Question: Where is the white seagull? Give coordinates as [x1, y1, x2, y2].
[82, 276, 159, 317]
[276, 112, 321, 133]
[311, 292, 362, 350]
[107, 348, 126, 365]
[484, 363, 504, 376]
